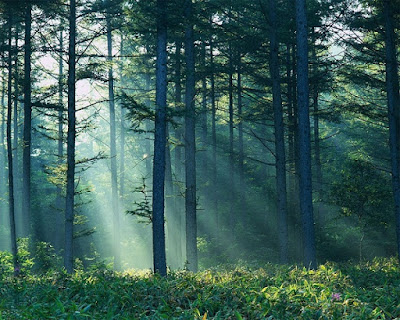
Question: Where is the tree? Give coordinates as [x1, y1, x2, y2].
[152, 0, 168, 276]
[184, 0, 197, 272]
[23, 0, 32, 238]
[268, 0, 288, 264]
[64, 0, 76, 273]
[383, 0, 400, 260]
[295, 0, 316, 269]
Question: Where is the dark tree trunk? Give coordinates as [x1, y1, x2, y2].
[269, 0, 288, 264]
[119, 35, 126, 203]
[383, 0, 400, 261]
[184, 0, 198, 272]
[210, 34, 218, 235]
[237, 53, 245, 224]
[23, 0, 32, 238]
[7, 13, 20, 276]
[295, 0, 316, 269]
[152, 0, 168, 276]
[13, 26, 20, 225]
[228, 43, 235, 236]
[56, 25, 64, 252]
[173, 40, 184, 267]
[311, 31, 322, 230]
[106, 3, 120, 271]
[65, 0, 77, 274]
[0, 73, 6, 230]
[201, 41, 207, 174]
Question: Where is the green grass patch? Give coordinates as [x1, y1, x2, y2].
[1, 258, 400, 319]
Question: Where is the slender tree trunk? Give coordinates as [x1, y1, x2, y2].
[152, 0, 168, 276]
[119, 35, 126, 203]
[7, 13, 19, 276]
[269, 0, 288, 264]
[145, 73, 152, 177]
[0, 72, 6, 230]
[13, 26, 20, 226]
[210, 35, 218, 235]
[237, 53, 245, 225]
[173, 40, 184, 267]
[23, 0, 32, 238]
[201, 41, 207, 174]
[295, 0, 316, 269]
[56, 25, 64, 252]
[383, 0, 400, 261]
[106, 3, 120, 271]
[311, 31, 322, 230]
[184, 0, 198, 272]
[65, 0, 77, 274]
[228, 43, 235, 237]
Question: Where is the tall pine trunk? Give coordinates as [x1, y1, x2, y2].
[106, 3, 120, 271]
[65, 0, 77, 274]
[269, 0, 288, 264]
[295, 0, 316, 269]
[23, 0, 32, 238]
[184, 0, 198, 272]
[383, 0, 400, 261]
[237, 54, 245, 225]
[56, 25, 64, 252]
[7, 13, 19, 276]
[152, 0, 168, 276]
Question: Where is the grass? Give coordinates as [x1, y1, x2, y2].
[1, 257, 400, 319]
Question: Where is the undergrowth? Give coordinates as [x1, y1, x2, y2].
[0, 256, 400, 319]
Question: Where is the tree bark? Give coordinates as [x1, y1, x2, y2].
[228, 43, 235, 237]
[106, 2, 120, 271]
[184, 0, 198, 272]
[7, 13, 20, 276]
[237, 53, 245, 225]
[56, 24, 64, 252]
[152, 0, 168, 276]
[23, 0, 32, 238]
[119, 35, 126, 203]
[383, 0, 400, 261]
[65, 0, 77, 274]
[295, 0, 316, 269]
[269, 0, 288, 264]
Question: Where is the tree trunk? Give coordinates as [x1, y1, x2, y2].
[311, 30, 323, 230]
[65, 0, 77, 274]
[295, 0, 316, 269]
[7, 13, 19, 276]
[106, 3, 120, 271]
[13, 26, 20, 226]
[228, 43, 235, 237]
[201, 41, 207, 175]
[152, 0, 168, 276]
[383, 0, 400, 261]
[184, 0, 198, 272]
[56, 25, 64, 252]
[269, 0, 288, 264]
[173, 40, 184, 267]
[23, 0, 32, 239]
[210, 34, 218, 235]
[119, 35, 126, 203]
[237, 53, 245, 225]
[0, 72, 6, 231]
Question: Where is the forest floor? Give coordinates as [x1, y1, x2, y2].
[0, 257, 400, 319]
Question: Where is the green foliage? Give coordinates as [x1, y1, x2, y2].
[1, 259, 400, 319]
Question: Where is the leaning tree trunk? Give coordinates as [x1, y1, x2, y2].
[184, 0, 198, 272]
[383, 0, 400, 261]
[23, 0, 32, 239]
[106, 2, 120, 271]
[152, 0, 168, 276]
[65, 0, 77, 274]
[295, 0, 316, 269]
[269, 0, 288, 264]
[7, 13, 20, 276]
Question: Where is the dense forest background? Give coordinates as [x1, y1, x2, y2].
[0, 0, 399, 275]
